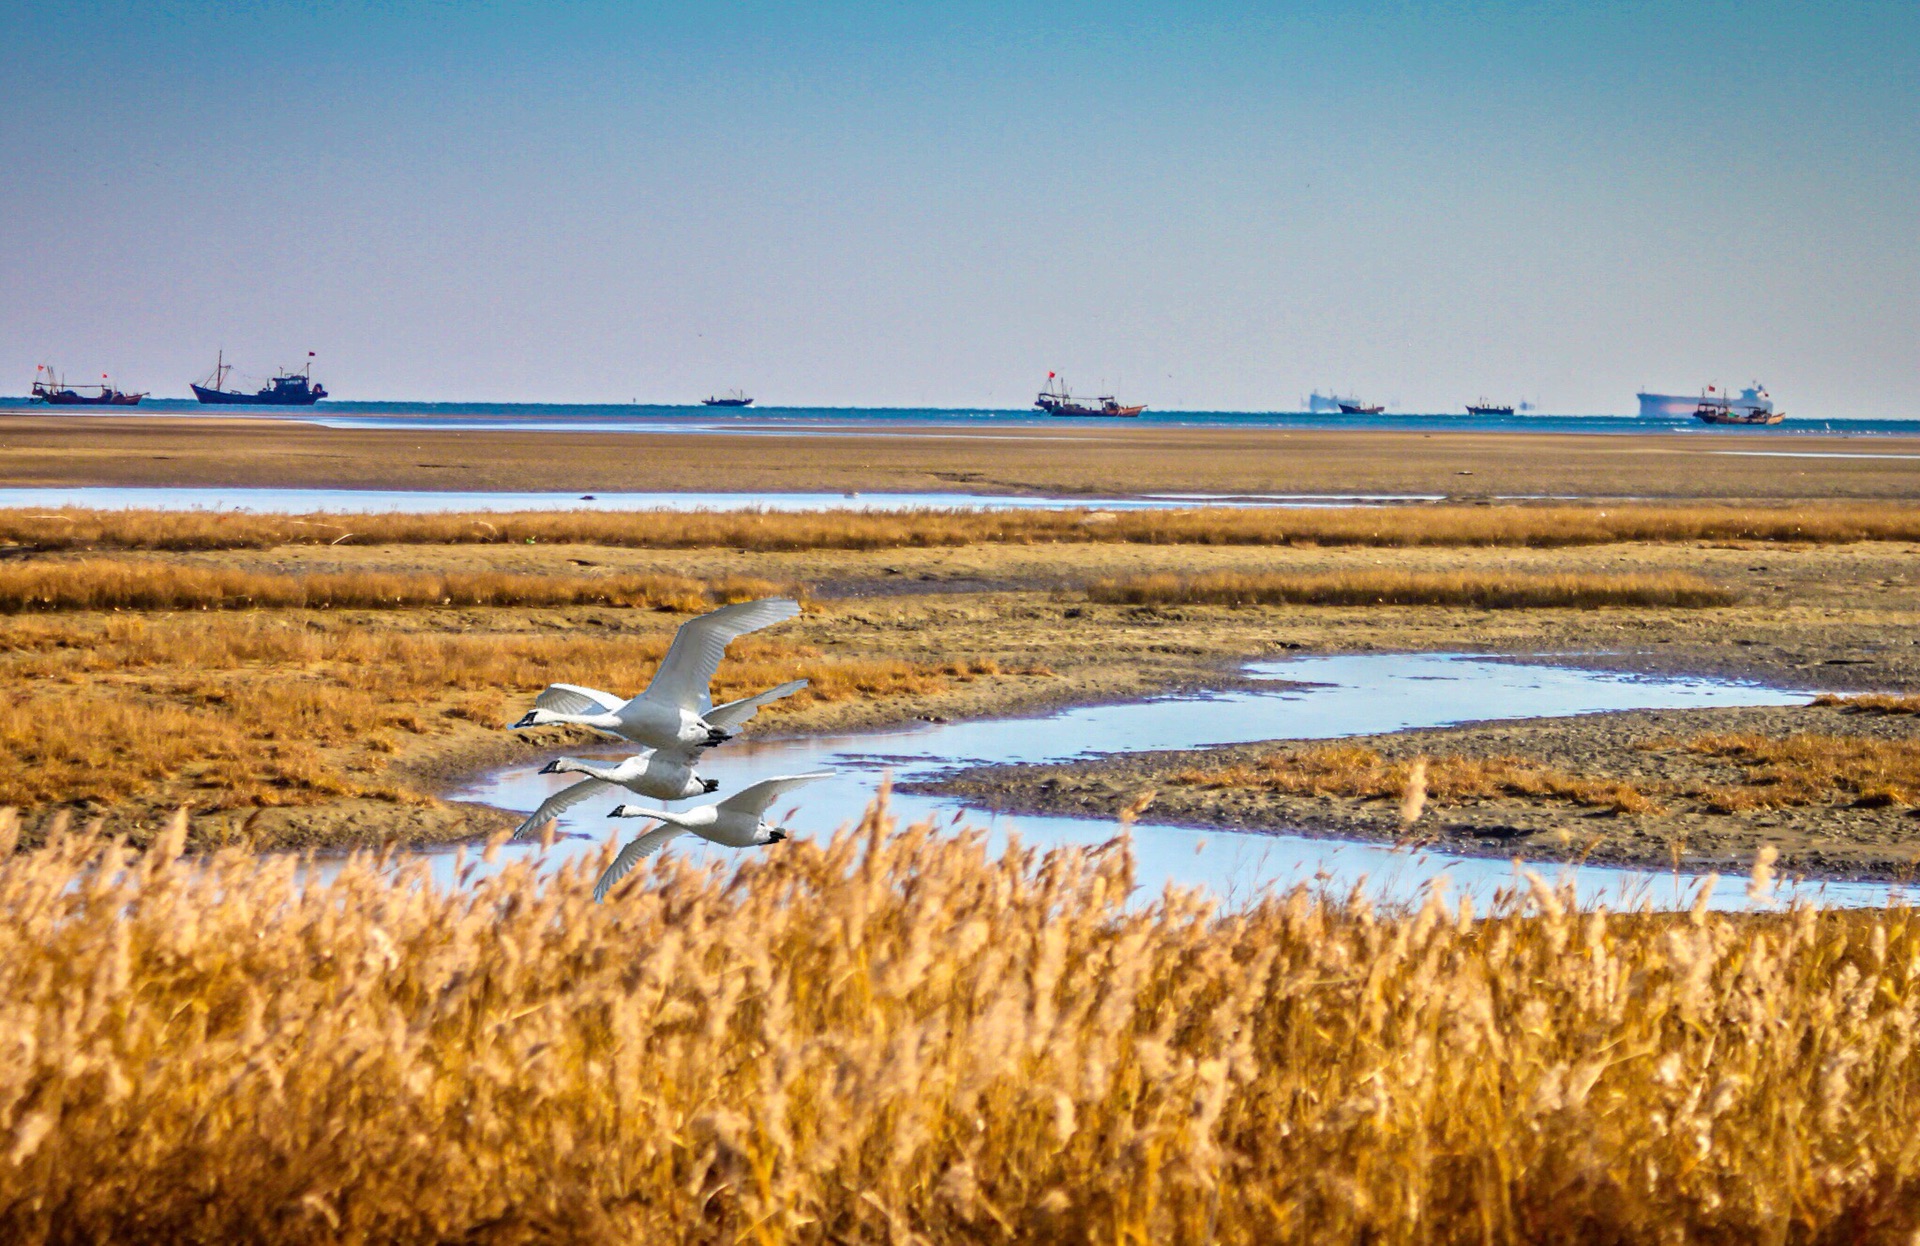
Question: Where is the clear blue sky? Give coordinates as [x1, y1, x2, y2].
[4, 1, 1915, 413]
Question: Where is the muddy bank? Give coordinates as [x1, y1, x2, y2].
[920, 700, 1920, 881]
[4, 412, 1919, 500]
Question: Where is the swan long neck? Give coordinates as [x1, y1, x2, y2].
[629, 807, 694, 828]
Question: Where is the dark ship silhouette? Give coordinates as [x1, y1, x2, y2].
[30, 365, 145, 405]
[701, 390, 754, 407]
[191, 352, 327, 405]
[1034, 373, 1144, 418]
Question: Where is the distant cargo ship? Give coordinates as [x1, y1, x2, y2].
[701, 390, 754, 407]
[1337, 400, 1385, 415]
[1466, 400, 1514, 416]
[191, 352, 327, 405]
[1307, 391, 1362, 414]
[1035, 373, 1144, 418]
[1639, 382, 1772, 420]
[30, 365, 145, 405]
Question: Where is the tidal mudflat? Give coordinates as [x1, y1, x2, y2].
[3, 497, 1917, 886]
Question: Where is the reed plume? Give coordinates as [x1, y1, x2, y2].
[1, 795, 1918, 1242]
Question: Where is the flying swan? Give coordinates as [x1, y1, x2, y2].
[593, 771, 833, 901]
[510, 751, 719, 841]
[511, 598, 806, 751]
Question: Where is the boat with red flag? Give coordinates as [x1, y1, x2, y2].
[30, 365, 146, 405]
[1034, 373, 1144, 418]
[191, 351, 328, 405]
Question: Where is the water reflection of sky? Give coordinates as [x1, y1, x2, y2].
[443, 654, 1899, 912]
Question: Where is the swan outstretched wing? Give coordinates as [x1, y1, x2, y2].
[705, 679, 809, 731]
[535, 683, 626, 716]
[512, 777, 613, 841]
[593, 825, 687, 901]
[716, 771, 834, 817]
[637, 599, 800, 713]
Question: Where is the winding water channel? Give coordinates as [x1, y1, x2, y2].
[449, 654, 1901, 911]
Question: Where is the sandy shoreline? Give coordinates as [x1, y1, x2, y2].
[4, 411, 1919, 499]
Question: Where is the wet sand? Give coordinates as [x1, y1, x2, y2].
[3, 411, 1919, 499]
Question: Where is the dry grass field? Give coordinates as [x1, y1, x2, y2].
[3, 799, 1920, 1243]
[1171, 734, 1920, 820]
[6, 501, 1920, 553]
[2, 499, 1916, 854]
[0, 559, 793, 613]
[1086, 569, 1738, 609]
[0, 610, 986, 845]
[1172, 742, 1663, 816]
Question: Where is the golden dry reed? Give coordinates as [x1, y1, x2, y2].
[1175, 737, 1920, 819]
[1176, 743, 1660, 815]
[0, 616, 985, 818]
[6, 501, 1920, 553]
[1815, 693, 1920, 716]
[1685, 733, 1920, 812]
[3, 798, 1920, 1242]
[1087, 569, 1737, 609]
[0, 560, 791, 614]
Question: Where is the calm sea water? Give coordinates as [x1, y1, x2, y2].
[5, 398, 1916, 438]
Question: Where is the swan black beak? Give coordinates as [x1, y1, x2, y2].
[769, 828, 788, 843]
[512, 711, 540, 729]
[702, 779, 721, 793]
[538, 759, 563, 774]
[705, 727, 731, 745]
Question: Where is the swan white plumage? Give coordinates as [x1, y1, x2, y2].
[593, 771, 833, 901]
[511, 751, 719, 841]
[510, 598, 804, 751]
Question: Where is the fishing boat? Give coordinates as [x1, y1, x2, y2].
[1035, 373, 1144, 418]
[190, 352, 327, 405]
[701, 390, 754, 407]
[1336, 400, 1385, 415]
[29, 365, 145, 405]
[1640, 381, 1774, 419]
[1465, 400, 1514, 416]
[1694, 395, 1786, 425]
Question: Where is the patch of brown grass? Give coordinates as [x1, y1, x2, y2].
[0, 614, 986, 817]
[0, 559, 791, 613]
[3, 797, 1920, 1241]
[1174, 743, 1660, 814]
[0, 693, 378, 809]
[1814, 692, 1920, 715]
[6, 501, 1920, 552]
[1683, 732, 1920, 811]
[1089, 569, 1737, 609]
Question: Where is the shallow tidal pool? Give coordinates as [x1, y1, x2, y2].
[447, 653, 1901, 910]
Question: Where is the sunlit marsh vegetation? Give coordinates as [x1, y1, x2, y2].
[5, 501, 1920, 553]
[2, 799, 1919, 1242]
